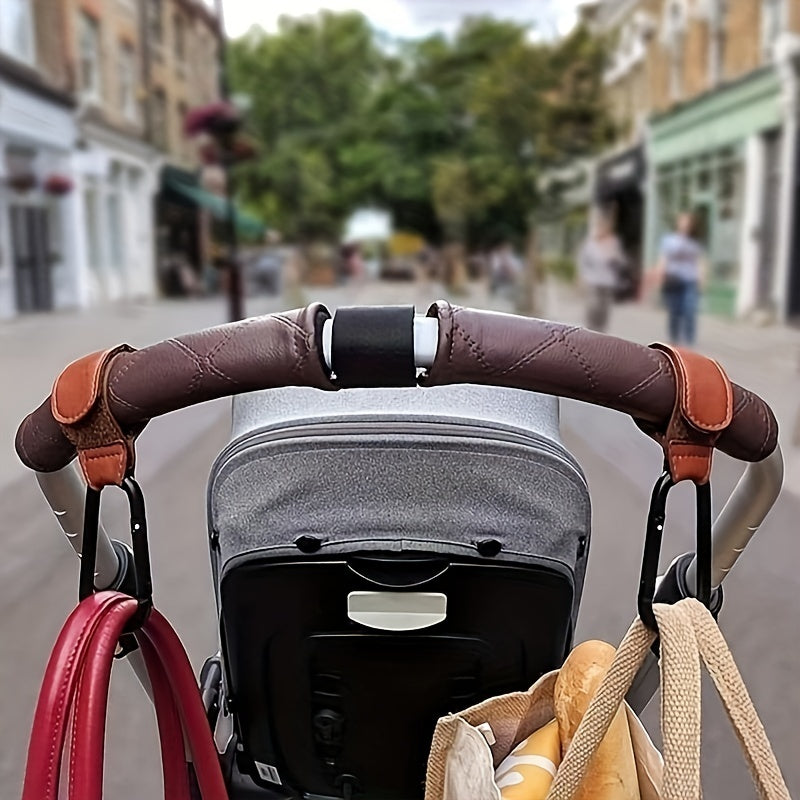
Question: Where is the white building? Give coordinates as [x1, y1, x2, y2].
[72, 119, 160, 306]
[0, 1, 82, 319]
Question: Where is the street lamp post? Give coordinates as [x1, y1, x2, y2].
[214, 0, 244, 322]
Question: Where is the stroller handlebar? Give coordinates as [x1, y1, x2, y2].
[15, 301, 778, 475]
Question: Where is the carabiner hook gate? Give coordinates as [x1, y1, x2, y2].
[80, 477, 153, 632]
[637, 470, 712, 632]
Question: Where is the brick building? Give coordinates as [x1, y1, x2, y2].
[542, 0, 800, 320]
[144, 0, 225, 295]
[0, 0, 223, 318]
[0, 0, 78, 315]
[63, 0, 162, 306]
[642, 0, 800, 319]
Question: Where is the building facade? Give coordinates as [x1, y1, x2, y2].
[543, 0, 800, 321]
[0, 0, 222, 319]
[64, 0, 161, 305]
[145, 0, 223, 294]
[643, 1, 800, 320]
[0, 0, 79, 317]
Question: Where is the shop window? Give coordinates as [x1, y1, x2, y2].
[174, 13, 186, 66]
[78, 12, 102, 102]
[151, 89, 169, 150]
[177, 102, 189, 158]
[762, 0, 783, 61]
[678, 173, 691, 211]
[147, 0, 164, 49]
[663, 0, 687, 101]
[119, 43, 138, 122]
[83, 186, 103, 281]
[0, 0, 35, 64]
[717, 161, 741, 221]
[107, 192, 125, 271]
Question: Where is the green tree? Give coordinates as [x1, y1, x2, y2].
[229, 12, 383, 240]
[229, 13, 612, 249]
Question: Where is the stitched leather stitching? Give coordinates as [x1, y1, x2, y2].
[495, 325, 569, 377]
[680, 355, 732, 431]
[107, 350, 147, 413]
[52, 352, 106, 424]
[44, 604, 103, 799]
[80, 447, 126, 487]
[165, 338, 205, 395]
[618, 360, 666, 400]
[452, 317, 493, 374]
[447, 305, 456, 366]
[562, 328, 598, 392]
[204, 324, 249, 384]
[271, 312, 309, 339]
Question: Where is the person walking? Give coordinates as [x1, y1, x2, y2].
[577, 211, 627, 332]
[654, 211, 706, 346]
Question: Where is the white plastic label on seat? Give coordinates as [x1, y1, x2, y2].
[255, 761, 282, 784]
[347, 591, 447, 631]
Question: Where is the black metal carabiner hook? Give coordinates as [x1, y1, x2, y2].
[637, 469, 712, 632]
[80, 476, 153, 632]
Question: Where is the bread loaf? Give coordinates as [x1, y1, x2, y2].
[494, 719, 561, 800]
[554, 640, 640, 800]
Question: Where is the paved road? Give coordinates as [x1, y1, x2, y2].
[1, 280, 798, 797]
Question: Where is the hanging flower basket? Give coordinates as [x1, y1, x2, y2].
[184, 101, 241, 138]
[8, 173, 37, 193]
[199, 135, 258, 165]
[43, 173, 74, 196]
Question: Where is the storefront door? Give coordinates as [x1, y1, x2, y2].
[10, 204, 53, 312]
[757, 130, 782, 310]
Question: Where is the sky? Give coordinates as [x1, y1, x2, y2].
[218, 0, 583, 41]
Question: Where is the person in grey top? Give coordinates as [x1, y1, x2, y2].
[655, 212, 707, 346]
[577, 210, 626, 332]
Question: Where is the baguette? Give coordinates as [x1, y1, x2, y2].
[495, 719, 561, 800]
[554, 640, 640, 800]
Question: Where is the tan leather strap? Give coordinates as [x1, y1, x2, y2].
[51, 345, 138, 490]
[646, 344, 733, 484]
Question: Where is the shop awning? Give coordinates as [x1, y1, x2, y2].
[163, 169, 265, 238]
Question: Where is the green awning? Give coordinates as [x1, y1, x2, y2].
[164, 172, 265, 238]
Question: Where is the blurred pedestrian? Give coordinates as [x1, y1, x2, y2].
[340, 242, 365, 284]
[489, 241, 522, 296]
[577, 210, 627, 332]
[654, 211, 706, 346]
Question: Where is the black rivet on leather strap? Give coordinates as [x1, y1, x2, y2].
[331, 305, 416, 388]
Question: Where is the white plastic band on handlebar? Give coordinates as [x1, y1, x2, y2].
[321, 314, 439, 374]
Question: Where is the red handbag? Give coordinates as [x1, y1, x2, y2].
[21, 591, 228, 800]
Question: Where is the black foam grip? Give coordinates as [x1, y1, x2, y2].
[331, 306, 416, 388]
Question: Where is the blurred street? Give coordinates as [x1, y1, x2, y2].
[4, 0, 800, 796]
[1, 280, 799, 798]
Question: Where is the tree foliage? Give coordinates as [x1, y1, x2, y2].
[229, 13, 613, 244]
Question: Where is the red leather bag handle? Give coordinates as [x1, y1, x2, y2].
[21, 592, 228, 800]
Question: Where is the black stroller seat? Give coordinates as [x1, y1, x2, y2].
[207, 385, 591, 799]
